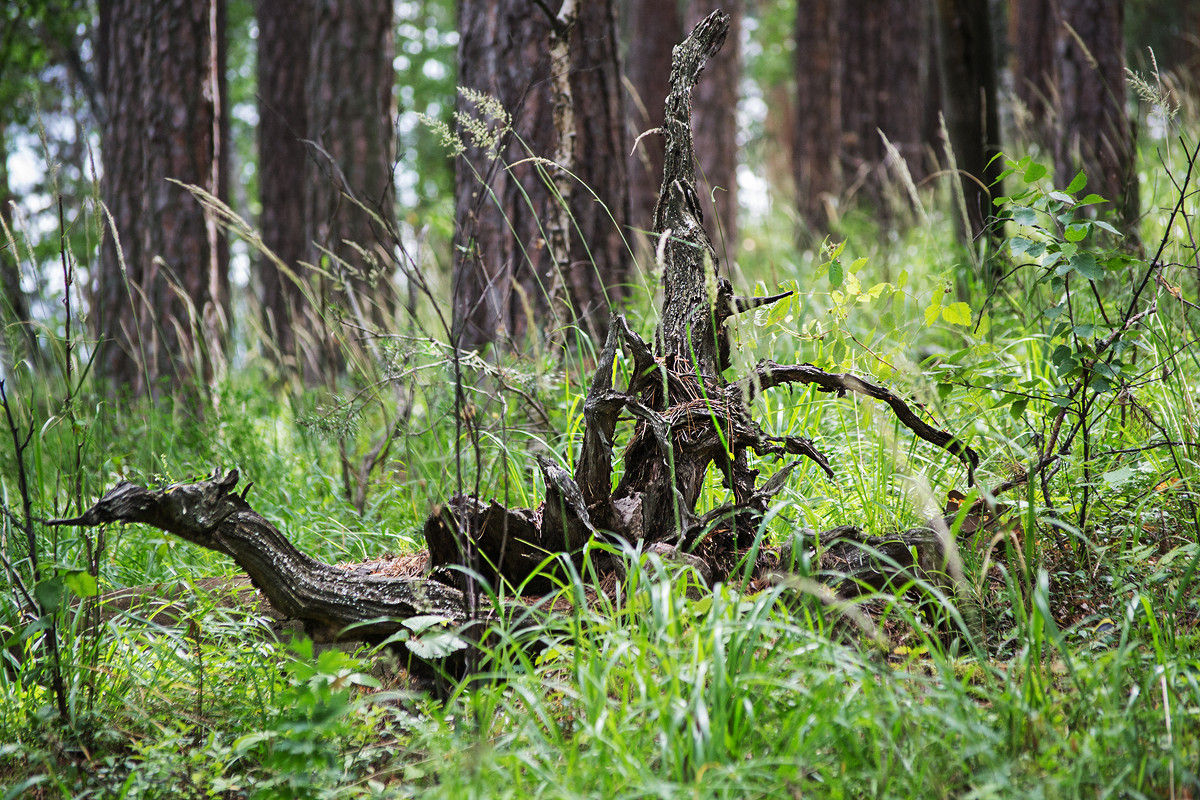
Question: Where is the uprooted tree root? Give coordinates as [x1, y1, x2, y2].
[52, 11, 1002, 675]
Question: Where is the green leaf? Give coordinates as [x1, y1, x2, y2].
[1023, 162, 1048, 183]
[1064, 222, 1090, 242]
[34, 578, 64, 614]
[1102, 466, 1139, 487]
[62, 570, 99, 599]
[1065, 170, 1087, 194]
[1010, 237, 1045, 258]
[1093, 220, 1123, 236]
[1079, 193, 1107, 206]
[924, 295, 943, 326]
[403, 615, 456, 634]
[1012, 207, 1039, 226]
[1069, 252, 1103, 281]
[941, 302, 972, 326]
[1009, 398, 1029, 419]
[828, 259, 843, 288]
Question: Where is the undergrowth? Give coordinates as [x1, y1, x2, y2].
[2, 91, 1200, 800]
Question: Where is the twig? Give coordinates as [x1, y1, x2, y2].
[736, 361, 979, 484]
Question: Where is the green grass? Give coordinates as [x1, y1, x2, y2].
[3, 105, 1200, 798]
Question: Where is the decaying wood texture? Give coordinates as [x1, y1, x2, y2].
[52, 470, 473, 639]
[58, 12, 987, 668]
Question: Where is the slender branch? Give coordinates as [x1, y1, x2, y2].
[736, 361, 979, 483]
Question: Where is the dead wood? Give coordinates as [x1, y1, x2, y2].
[50, 470, 475, 641]
[51, 12, 991, 669]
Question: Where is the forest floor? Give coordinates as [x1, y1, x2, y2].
[4, 128, 1200, 800]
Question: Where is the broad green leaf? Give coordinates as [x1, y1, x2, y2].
[844, 270, 862, 295]
[1065, 170, 1087, 194]
[1023, 162, 1048, 182]
[403, 614, 456, 634]
[35, 578, 64, 614]
[924, 294, 943, 326]
[1012, 207, 1039, 226]
[1010, 237, 1045, 257]
[1009, 398, 1029, 419]
[1079, 193, 1107, 206]
[1050, 344, 1074, 368]
[406, 630, 469, 660]
[1102, 465, 1139, 487]
[1093, 220, 1123, 236]
[1064, 222, 1090, 242]
[1070, 252, 1103, 280]
[62, 570, 99, 598]
[941, 302, 972, 326]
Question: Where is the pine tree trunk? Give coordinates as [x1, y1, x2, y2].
[96, 0, 229, 400]
[1010, 0, 1056, 137]
[256, 0, 312, 368]
[305, 0, 397, 361]
[1054, 0, 1136, 222]
[794, 0, 840, 230]
[837, 0, 935, 210]
[453, 0, 628, 350]
[933, 0, 1002, 244]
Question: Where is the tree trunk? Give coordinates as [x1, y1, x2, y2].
[837, 0, 936, 211]
[453, 0, 628, 350]
[1010, 0, 1136, 222]
[687, 0, 741, 259]
[305, 0, 397, 370]
[794, 0, 938, 232]
[933, 0, 1003, 244]
[794, 0, 840, 231]
[95, 0, 229, 400]
[256, 0, 312, 369]
[1054, 0, 1136, 222]
[623, 0, 681, 261]
[1010, 0, 1056, 139]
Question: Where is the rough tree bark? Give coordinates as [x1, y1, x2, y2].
[933, 0, 1002, 246]
[305, 0, 397, 354]
[1011, 0, 1136, 223]
[1053, 0, 1136, 223]
[793, 0, 839, 231]
[453, 0, 628, 349]
[62, 13, 984, 669]
[256, 0, 312, 368]
[687, 0, 741, 258]
[793, 0, 939, 232]
[95, 0, 229, 399]
[624, 0, 682, 258]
